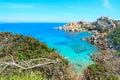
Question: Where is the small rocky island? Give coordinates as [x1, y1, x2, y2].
[55, 16, 120, 80]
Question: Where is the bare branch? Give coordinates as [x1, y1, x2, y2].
[0, 58, 58, 73]
[0, 65, 8, 74]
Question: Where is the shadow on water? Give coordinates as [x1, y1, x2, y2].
[74, 47, 89, 53]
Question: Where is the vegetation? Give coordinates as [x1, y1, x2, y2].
[116, 52, 120, 56]
[0, 72, 43, 80]
[85, 63, 118, 80]
[108, 28, 120, 45]
[0, 32, 71, 80]
[108, 28, 120, 56]
[85, 28, 120, 80]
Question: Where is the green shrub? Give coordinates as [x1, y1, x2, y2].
[0, 71, 43, 80]
[108, 28, 120, 45]
[89, 64, 106, 72]
[116, 52, 120, 56]
[85, 64, 118, 80]
[0, 32, 70, 80]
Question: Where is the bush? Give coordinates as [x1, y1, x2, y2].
[108, 28, 120, 45]
[85, 64, 118, 80]
[0, 32, 70, 80]
[116, 52, 120, 56]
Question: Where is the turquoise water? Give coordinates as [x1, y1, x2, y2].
[0, 23, 99, 73]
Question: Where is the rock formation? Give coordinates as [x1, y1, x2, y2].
[92, 16, 116, 32]
[55, 16, 120, 33]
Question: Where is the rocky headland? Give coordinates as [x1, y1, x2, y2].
[55, 16, 120, 33]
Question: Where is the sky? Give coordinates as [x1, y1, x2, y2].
[0, 0, 120, 22]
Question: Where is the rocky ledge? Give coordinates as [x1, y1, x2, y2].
[85, 35, 108, 50]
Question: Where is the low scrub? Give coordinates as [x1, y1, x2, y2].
[0, 32, 71, 80]
[85, 64, 118, 80]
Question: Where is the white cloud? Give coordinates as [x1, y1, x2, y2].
[103, 0, 112, 10]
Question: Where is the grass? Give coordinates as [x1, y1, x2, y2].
[0, 72, 43, 80]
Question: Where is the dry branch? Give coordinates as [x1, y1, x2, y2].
[0, 57, 58, 74]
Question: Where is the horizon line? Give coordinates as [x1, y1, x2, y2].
[0, 22, 69, 23]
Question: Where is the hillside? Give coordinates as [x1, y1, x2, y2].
[0, 32, 73, 80]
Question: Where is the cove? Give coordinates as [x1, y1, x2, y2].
[0, 23, 99, 73]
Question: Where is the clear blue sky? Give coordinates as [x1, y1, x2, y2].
[0, 0, 120, 22]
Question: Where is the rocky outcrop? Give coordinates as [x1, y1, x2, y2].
[55, 22, 89, 32]
[84, 33, 116, 54]
[92, 16, 116, 32]
[85, 35, 109, 50]
[113, 20, 120, 28]
[55, 16, 119, 33]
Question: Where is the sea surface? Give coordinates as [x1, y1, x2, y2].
[0, 23, 99, 73]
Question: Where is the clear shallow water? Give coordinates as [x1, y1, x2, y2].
[0, 23, 99, 73]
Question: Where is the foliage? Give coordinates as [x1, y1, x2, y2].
[0, 71, 43, 80]
[108, 28, 120, 45]
[88, 64, 106, 72]
[116, 51, 120, 56]
[0, 32, 55, 60]
[85, 64, 118, 80]
[0, 32, 70, 80]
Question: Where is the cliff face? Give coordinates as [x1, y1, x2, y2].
[55, 16, 120, 33]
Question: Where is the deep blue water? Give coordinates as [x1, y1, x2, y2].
[0, 23, 99, 73]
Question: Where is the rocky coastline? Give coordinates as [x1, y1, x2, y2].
[55, 16, 120, 79]
[55, 16, 120, 53]
[55, 16, 120, 54]
[82, 21, 120, 79]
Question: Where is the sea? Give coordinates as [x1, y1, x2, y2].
[0, 23, 99, 73]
